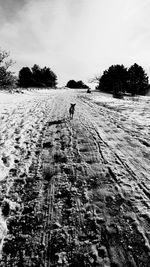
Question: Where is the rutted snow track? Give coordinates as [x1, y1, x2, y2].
[0, 89, 150, 266]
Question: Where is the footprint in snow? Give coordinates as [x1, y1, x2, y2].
[1, 155, 10, 168]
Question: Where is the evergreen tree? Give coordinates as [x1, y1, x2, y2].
[18, 67, 33, 88]
[66, 80, 77, 88]
[128, 63, 148, 96]
[66, 80, 89, 89]
[32, 64, 43, 86]
[97, 64, 128, 95]
[42, 67, 57, 87]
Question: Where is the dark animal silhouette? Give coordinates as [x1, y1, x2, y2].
[69, 103, 76, 119]
[87, 88, 91, 93]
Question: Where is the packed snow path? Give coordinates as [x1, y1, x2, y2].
[0, 89, 150, 266]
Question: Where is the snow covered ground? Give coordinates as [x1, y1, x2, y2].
[87, 91, 150, 126]
[0, 88, 150, 266]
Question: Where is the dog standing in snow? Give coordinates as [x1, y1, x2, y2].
[69, 103, 76, 119]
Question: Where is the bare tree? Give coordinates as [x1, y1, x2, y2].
[0, 49, 15, 68]
[88, 73, 102, 85]
[0, 48, 16, 88]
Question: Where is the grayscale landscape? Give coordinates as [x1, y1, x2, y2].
[0, 0, 150, 266]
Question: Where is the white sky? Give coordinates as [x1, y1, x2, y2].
[0, 0, 150, 86]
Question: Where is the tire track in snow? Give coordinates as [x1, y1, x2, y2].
[77, 93, 150, 264]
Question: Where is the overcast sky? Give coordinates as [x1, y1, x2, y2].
[0, 0, 150, 86]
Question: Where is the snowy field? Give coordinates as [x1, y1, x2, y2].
[87, 91, 150, 127]
[0, 88, 150, 266]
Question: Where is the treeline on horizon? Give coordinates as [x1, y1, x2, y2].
[0, 48, 149, 96]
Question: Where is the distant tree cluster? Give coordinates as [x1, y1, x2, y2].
[97, 63, 149, 97]
[18, 64, 57, 88]
[0, 48, 16, 89]
[66, 80, 89, 89]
